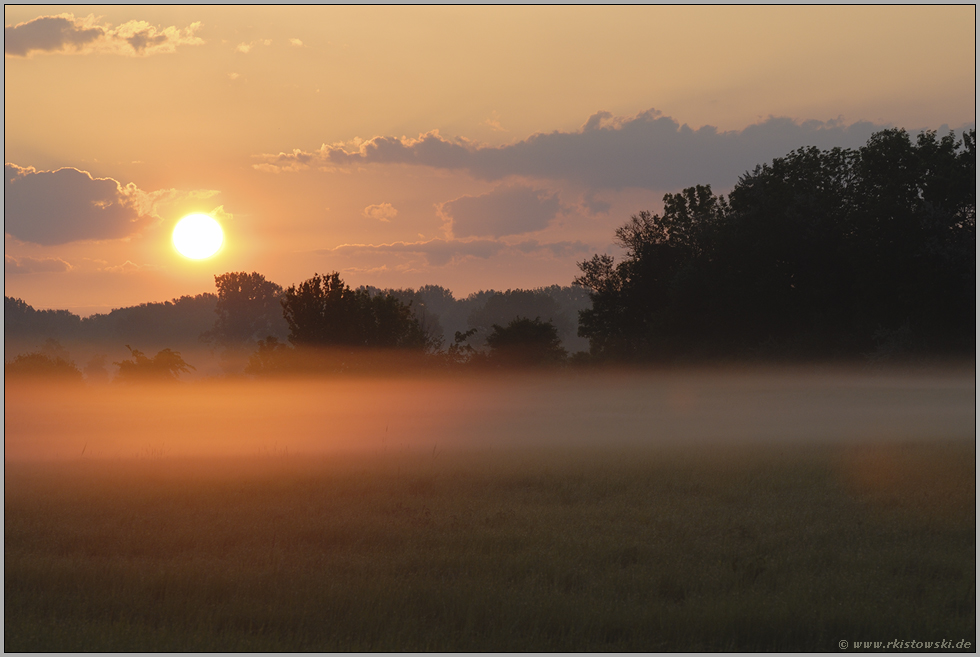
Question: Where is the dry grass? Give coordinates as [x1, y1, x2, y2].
[5, 441, 975, 651]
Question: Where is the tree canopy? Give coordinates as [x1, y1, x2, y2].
[281, 272, 436, 351]
[204, 271, 287, 346]
[485, 317, 568, 367]
[113, 346, 195, 383]
[4, 339, 83, 382]
[576, 128, 975, 361]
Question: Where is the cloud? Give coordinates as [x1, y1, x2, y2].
[484, 111, 507, 132]
[580, 191, 612, 215]
[4, 254, 73, 275]
[130, 187, 221, 216]
[441, 184, 562, 238]
[322, 237, 590, 267]
[208, 205, 234, 224]
[236, 39, 272, 53]
[99, 260, 161, 273]
[5, 164, 152, 245]
[289, 38, 304, 47]
[4, 163, 219, 245]
[256, 109, 889, 191]
[363, 203, 398, 223]
[325, 238, 505, 267]
[4, 14, 204, 57]
[512, 239, 592, 258]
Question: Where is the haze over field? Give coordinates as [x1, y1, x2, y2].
[6, 368, 974, 462]
[4, 6, 975, 315]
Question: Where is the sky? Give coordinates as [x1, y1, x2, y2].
[4, 5, 976, 316]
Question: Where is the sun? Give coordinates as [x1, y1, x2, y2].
[172, 213, 224, 259]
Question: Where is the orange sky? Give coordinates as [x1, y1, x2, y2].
[4, 5, 975, 315]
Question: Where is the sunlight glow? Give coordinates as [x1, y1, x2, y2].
[173, 214, 224, 259]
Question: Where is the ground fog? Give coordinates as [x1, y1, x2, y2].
[5, 365, 974, 461]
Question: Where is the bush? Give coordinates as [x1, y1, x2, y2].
[485, 317, 568, 368]
[114, 346, 195, 383]
[5, 352, 83, 382]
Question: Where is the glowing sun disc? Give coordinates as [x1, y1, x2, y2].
[173, 214, 223, 259]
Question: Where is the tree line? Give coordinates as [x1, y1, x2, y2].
[576, 128, 974, 361]
[6, 127, 973, 379]
[5, 276, 589, 379]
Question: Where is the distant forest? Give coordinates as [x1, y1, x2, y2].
[4, 280, 592, 377]
[5, 127, 974, 379]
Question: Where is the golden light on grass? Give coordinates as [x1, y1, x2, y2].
[172, 213, 224, 259]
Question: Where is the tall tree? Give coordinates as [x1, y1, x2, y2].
[204, 271, 286, 345]
[575, 129, 975, 361]
[280, 272, 434, 351]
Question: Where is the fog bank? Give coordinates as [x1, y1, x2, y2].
[5, 366, 974, 462]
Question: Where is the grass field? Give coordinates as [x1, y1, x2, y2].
[6, 443, 976, 651]
[4, 367, 976, 651]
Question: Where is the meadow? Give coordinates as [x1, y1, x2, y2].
[4, 366, 976, 651]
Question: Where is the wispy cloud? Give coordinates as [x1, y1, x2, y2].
[130, 187, 221, 216]
[235, 38, 272, 53]
[255, 109, 887, 191]
[99, 260, 162, 274]
[484, 111, 507, 132]
[322, 237, 590, 267]
[511, 239, 591, 258]
[363, 203, 398, 223]
[5, 13, 204, 57]
[4, 254, 73, 275]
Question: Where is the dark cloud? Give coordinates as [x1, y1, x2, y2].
[257, 109, 889, 191]
[127, 30, 169, 54]
[3, 15, 102, 56]
[324, 237, 591, 267]
[4, 14, 203, 57]
[5, 164, 151, 245]
[581, 191, 612, 215]
[442, 184, 561, 238]
[4, 254, 73, 275]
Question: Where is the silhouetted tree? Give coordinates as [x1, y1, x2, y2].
[445, 328, 479, 365]
[203, 271, 287, 345]
[114, 346, 195, 382]
[281, 272, 435, 351]
[576, 128, 975, 361]
[358, 285, 445, 351]
[576, 185, 726, 359]
[5, 350, 83, 381]
[80, 294, 217, 349]
[468, 290, 573, 345]
[4, 296, 82, 342]
[4, 295, 218, 359]
[485, 317, 568, 367]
